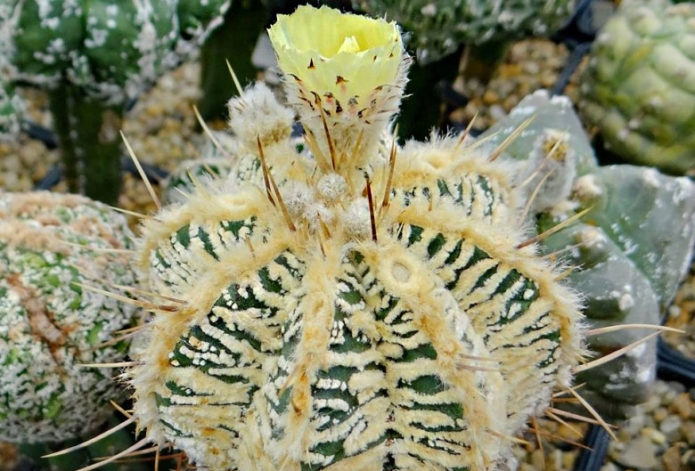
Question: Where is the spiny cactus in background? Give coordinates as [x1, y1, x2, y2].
[122, 6, 584, 470]
[483, 91, 695, 417]
[352, 0, 575, 63]
[0, 192, 139, 443]
[4, 0, 231, 203]
[579, 0, 695, 175]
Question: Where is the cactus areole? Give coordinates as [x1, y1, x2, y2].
[129, 6, 584, 470]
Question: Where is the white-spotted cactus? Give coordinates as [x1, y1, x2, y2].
[0, 192, 139, 442]
[5, 0, 231, 203]
[126, 6, 584, 470]
[353, 0, 575, 63]
[580, 0, 695, 175]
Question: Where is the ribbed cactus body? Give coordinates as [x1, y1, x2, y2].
[353, 0, 575, 62]
[0, 78, 22, 141]
[0, 192, 139, 442]
[126, 7, 584, 469]
[487, 91, 695, 414]
[133, 145, 581, 470]
[580, 0, 695, 174]
[9, 0, 231, 104]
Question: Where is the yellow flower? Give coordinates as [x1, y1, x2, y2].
[268, 5, 403, 114]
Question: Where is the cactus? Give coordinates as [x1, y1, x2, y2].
[579, 0, 695, 175]
[352, 0, 575, 63]
[0, 192, 139, 443]
[0, 78, 23, 142]
[122, 6, 584, 470]
[482, 90, 695, 416]
[5, 0, 231, 203]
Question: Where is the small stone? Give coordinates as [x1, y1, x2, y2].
[671, 393, 693, 419]
[489, 105, 506, 121]
[600, 463, 619, 471]
[642, 394, 662, 413]
[662, 444, 684, 471]
[654, 407, 669, 423]
[622, 413, 646, 436]
[482, 90, 499, 106]
[530, 449, 544, 469]
[562, 451, 576, 469]
[659, 415, 683, 440]
[616, 435, 659, 469]
[669, 382, 686, 394]
[682, 421, 695, 445]
[688, 387, 695, 401]
[642, 427, 667, 445]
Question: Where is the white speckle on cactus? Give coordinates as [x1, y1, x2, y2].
[580, 226, 607, 250]
[641, 168, 661, 188]
[618, 292, 635, 312]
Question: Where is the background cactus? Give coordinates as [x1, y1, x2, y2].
[5, 0, 231, 203]
[0, 192, 139, 443]
[482, 91, 695, 416]
[352, 0, 575, 63]
[122, 6, 584, 470]
[350, 0, 575, 140]
[0, 78, 22, 142]
[579, 0, 695, 175]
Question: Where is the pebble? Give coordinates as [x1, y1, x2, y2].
[681, 421, 695, 445]
[615, 434, 659, 469]
[659, 416, 682, 440]
[671, 393, 692, 419]
[662, 444, 684, 471]
[450, 39, 568, 131]
[654, 407, 669, 423]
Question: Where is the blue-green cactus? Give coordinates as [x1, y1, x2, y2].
[482, 90, 695, 415]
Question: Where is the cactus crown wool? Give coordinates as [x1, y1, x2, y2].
[126, 5, 584, 470]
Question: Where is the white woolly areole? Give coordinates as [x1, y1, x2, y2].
[227, 82, 295, 150]
[343, 197, 371, 238]
[572, 174, 603, 201]
[317, 172, 348, 202]
[282, 181, 316, 219]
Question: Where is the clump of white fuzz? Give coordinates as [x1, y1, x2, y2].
[227, 82, 295, 151]
[317, 173, 348, 203]
[343, 198, 371, 239]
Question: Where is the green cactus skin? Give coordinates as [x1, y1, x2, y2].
[580, 0, 695, 175]
[0, 192, 139, 443]
[198, 0, 268, 120]
[484, 90, 695, 416]
[7, 0, 231, 203]
[0, 78, 23, 142]
[352, 0, 575, 63]
[47, 83, 124, 205]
